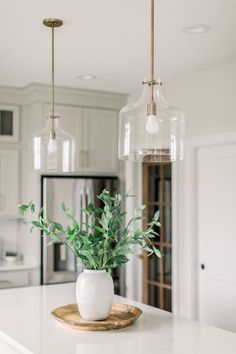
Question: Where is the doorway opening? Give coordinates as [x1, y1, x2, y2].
[142, 163, 172, 311]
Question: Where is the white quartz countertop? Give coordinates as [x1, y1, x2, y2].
[0, 283, 235, 354]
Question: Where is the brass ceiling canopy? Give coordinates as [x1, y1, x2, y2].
[43, 18, 63, 28]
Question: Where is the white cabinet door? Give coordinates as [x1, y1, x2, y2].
[45, 104, 83, 169]
[44, 104, 83, 142]
[54, 104, 83, 142]
[0, 149, 19, 217]
[45, 105, 118, 173]
[198, 143, 236, 332]
[83, 108, 118, 173]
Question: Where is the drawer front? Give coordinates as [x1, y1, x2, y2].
[0, 271, 29, 289]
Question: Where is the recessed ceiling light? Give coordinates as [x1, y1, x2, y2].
[182, 24, 210, 34]
[77, 74, 97, 80]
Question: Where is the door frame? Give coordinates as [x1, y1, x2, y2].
[124, 132, 236, 317]
[124, 162, 143, 302]
[176, 131, 236, 320]
[124, 157, 187, 314]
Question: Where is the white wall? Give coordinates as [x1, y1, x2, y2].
[164, 60, 236, 137]
[163, 60, 236, 319]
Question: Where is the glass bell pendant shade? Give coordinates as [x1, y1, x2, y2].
[118, 81, 185, 162]
[32, 114, 75, 172]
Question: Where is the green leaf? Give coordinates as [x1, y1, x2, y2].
[114, 255, 128, 264]
[19, 189, 162, 271]
[87, 203, 94, 213]
[153, 210, 160, 221]
[95, 226, 104, 233]
[17, 204, 29, 216]
[32, 221, 42, 228]
[137, 205, 146, 211]
[30, 203, 35, 213]
[61, 202, 67, 211]
[54, 222, 63, 231]
[79, 255, 89, 261]
[154, 248, 162, 258]
[144, 246, 153, 253]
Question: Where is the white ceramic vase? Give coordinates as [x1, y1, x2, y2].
[76, 269, 114, 321]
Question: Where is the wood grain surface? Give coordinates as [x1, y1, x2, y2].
[51, 303, 142, 331]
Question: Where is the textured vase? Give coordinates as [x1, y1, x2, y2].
[76, 269, 114, 321]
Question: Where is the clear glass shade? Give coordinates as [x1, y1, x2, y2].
[32, 115, 75, 172]
[118, 82, 185, 162]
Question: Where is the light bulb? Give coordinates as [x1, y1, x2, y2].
[145, 114, 159, 134]
[47, 138, 58, 153]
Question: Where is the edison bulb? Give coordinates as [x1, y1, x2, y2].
[145, 114, 159, 134]
[47, 138, 58, 153]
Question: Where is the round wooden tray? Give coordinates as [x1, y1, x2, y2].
[51, 303, 142, 331]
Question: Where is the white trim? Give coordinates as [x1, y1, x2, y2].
[124, 161, 135, 300]
[186, 131, 236, 147]
[0, 84, 128, 110]
[124, 162, 143, 301]
[137, 162, 143, 302]
[172, 161, 180, 314]
[23, 84, 128, 110]
[178, 131, 236, 319]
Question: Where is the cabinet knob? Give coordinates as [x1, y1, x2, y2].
[201, 263, 206, 270]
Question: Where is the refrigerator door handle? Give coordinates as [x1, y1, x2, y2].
[86, 187, 92, 205]
[85, 187, 91, 231]
[80, 189, 86, 230]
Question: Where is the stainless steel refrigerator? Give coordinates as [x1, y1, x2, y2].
[41, 176, 124, 295]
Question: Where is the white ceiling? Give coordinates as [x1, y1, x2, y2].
[0, 0, 236, 99]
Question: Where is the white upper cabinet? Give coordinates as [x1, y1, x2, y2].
[44, 104, 118, 173]
[0, 149, 19, 217]
[44, 104, 82, 136]
[45, 104, 83, 170]
[0, 105, 19, 142]
[82, 108, 118, 173]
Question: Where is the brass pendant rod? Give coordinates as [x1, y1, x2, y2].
[150, 0, 155, 103]
[146, 0, 156, 116]
[52, 25, 55, 118]
[43, 18, 63, 139]
[51, 25, 55, 137]
[151, 0, 155, 84]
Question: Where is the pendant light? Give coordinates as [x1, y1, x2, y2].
[32, 19, 75, 172]
[118, 0, 184, 162]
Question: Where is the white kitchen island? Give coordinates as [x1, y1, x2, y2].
[0, 283, 235, 354]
